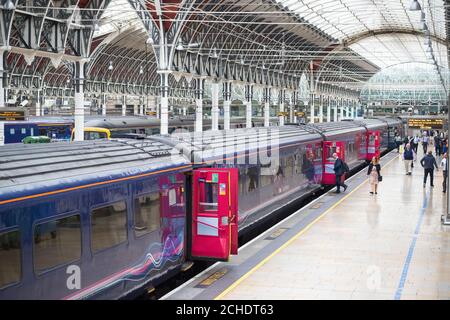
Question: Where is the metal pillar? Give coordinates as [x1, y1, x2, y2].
[245, 84, 253, 128]
[74, 60, 87, 141]
[35, 89, 41, 116]
[278, 89, 285, 126]
[319, 95, 323, 123]
[0, 50, 5, 108]
[223, 82, 231, 130]
[327, 96, 331, 122]
[211, 82, 220, 131]
[195, 78, 204, 132]
[160, 73, 169, 134]
[134, 104, 138, 115]
[102, 94, 107, 116]
[263, 87, 271, 127]
[340, 98, 344, 120]
[334, 98, 338, 122]
[122, 95, 126, 116]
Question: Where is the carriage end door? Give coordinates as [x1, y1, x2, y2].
[191, 168, 238, 261]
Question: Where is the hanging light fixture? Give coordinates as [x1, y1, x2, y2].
[139, 65, 144, 74]
[212, 48, 218, 59]
[409, 0, 421, 11]
[176, 41, 184, 51]
[3, 0, 15, 10]
[240, 56, 245, 65]
[108, 61, 113, 71]
[146, 37, 154, 45]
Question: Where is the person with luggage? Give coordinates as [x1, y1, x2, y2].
[333, 153, 349, 194]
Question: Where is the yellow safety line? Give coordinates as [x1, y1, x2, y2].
[214, 154, 399, 300]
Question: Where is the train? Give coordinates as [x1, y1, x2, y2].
[0, 116, 279, 144]
[0, 117, 403, 299]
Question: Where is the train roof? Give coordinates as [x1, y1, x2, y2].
[149, 125, 322, 163]
[305, 121, 366, 137]
[0, 140, 190, 203]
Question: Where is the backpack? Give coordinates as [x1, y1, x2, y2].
[342, 161, 350, 173]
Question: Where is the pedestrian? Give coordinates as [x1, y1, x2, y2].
[395, 134, 402, 153]
[367, 156, 381, 195]
[332, 152, 348, 194]
[403, 143, 414, 175]
[422, 134, 428, 154]
[443, 139, 448, 155]
[434, 134, 441, 156]
[441, 153, 448, 193]
[420, 150, 438, 188]
[413, 135, 419, 153]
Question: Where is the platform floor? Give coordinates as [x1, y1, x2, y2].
[163, 149, 450, 300]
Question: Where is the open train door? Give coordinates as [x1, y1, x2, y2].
[191, 168, 238, 261]
[322, 141, 345, 185]
[367, 130, 380, 160]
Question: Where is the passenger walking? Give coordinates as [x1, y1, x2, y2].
[422, 135, 429, 154]
[367, 156, 381, 195]
[434, 135, 441, 156]
[412, 135, 419, 153]
[403, 143, 414, 175]
[441, 154, 448, 193]
[395, 134, 402, 153]
[420, 150, 438, 188]
[332, 153, 348, 194]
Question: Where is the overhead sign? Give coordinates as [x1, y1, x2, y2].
[277, 112, 289, 116]
[0, 109, 26, 121]
[407, 118, 444, 129]
[295, 112, 305, 117]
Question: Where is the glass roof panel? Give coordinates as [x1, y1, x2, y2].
[94, 0, 143, 37]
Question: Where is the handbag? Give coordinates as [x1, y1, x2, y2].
[378, 175, 383, 182]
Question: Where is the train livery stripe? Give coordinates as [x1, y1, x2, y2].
[0, 164, 192, 206]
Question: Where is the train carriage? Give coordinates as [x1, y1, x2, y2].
[0, 140, 191, 299]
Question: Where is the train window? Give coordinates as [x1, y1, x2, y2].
[260, 163, 274, 187]
[199, 182, 218, 212]
[91, 202, 127, 253]
[134, 193, 161, 237]
[0, 230, 21, 288]
[21, 128, 26, 134]
[9, 128, 15, 135]
[33, 215, 81, 273]
[84, 131, 107, 140]
[30, 128, 34, 136]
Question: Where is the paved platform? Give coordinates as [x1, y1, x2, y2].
[162, 149, 450, 300]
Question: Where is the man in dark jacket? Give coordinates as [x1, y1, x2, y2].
[434, 135, 441, 156]
[403, 143, 414, 175]
[420, 150, 439, 188]
[333, 153, 348, 193]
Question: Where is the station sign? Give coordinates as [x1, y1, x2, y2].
[277, 112, 289, 116]
[407, 118, 444, 129]
[295, 112, 305, 117]
[0, 109, 26, 121]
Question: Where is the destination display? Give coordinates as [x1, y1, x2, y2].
[407, 118, 444, 129]
[0, 109, 26, 121]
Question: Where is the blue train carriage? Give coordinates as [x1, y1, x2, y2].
[151, 126, 324, 234]
[0, 139, 194, 299]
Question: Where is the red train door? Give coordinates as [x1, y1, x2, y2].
[191, 168, 238, 261]
[367, 130, 380, 160]
[322, 141, 345, 185]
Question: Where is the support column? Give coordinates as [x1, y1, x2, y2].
[101, 94, 107, 116]
[134, 104, 138, 115]
[333, 98, 338, 122]
[289, 91, 296, 123]
[194, 78, 204, 132]
[319, 95, 323, 123]
[74, 60, 87, 141]
[278, 89, 285, 126]
[160, 73, 169, 135]
[263, 87, 271, 127]
[139, 96, 144, 115]
[211, 82, 220, 131]
[122, 95, 126, 116]
[223, 82, 232, 130]
[0, 50, 5, 108]
[35, 89, 41, 116]
[245, 84, 253, 128]
[340, 98, 344, 120]
[327, 96, 331, 122]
